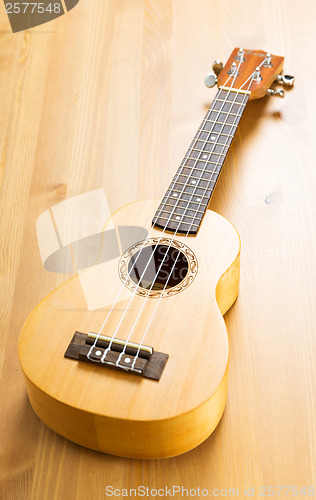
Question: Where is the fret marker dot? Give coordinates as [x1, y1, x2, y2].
[124, 358, 131, 364]
[197, 198, 201, 202]
[192, 180, 196, 184]
[203, 154, 208, 159]
[176, 216, 180, 220]
[211, 135, 216, 141]
[95, 350, 102, 356]
[173, 192, 178, 197]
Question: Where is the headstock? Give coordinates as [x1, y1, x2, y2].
[205, 48, 294, 100]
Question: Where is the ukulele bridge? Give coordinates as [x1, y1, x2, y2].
[64, 332, 169, 381]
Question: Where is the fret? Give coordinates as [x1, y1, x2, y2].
[197, 122, 237, 137]
[205, 111, 243, 118]
[170, 180, 216, 192]
[152, 89, 250, 235]
[218, 88, 249, 99]
[191, 138, 228, 148]
[166, 192, 214, 204]
[175, 172, 219, 181]
[196, 132, 234, 144]
[205, 112, 242, 126]
[196, 133, 235, 140]
[165, 189, 212, 200]
[157, 206, 207, 221]
[179, 166, 220, 175]
[159, 202, 205, 214]
[184, 198, 209, 207]
[190, 149, 226, 157]
[200, 124, 235, 136]
[153, 216, 200, 228]
[213, 101, 247, 114]
[171, 178, 217, 191]
[184, 155, 223, 165]
[186, 146, 226, 156]
[192, 146, 230, 158]
[177, 165, 220, 175]
[160, 199, 211, 211]
[214, 98, 246, 105]
[219, 86, 251, 95]
[201, 120, 238, 128]
[170, 181, 216, 193]
[155, 212, 201, 222]
[172, 173, 218, 183]
[164, 198, 209, 208]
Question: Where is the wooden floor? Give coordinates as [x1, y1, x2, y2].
[1, 0, 315, 498]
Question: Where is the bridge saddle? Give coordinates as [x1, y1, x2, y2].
[64, 332, 168, 381]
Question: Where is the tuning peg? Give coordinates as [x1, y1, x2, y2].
[205, 60, 223, 88]
[235, 48, 245, 62]
[276, 74, 295, 86]
[212, 60, 223, 76]
[228, 61, 238, 76]
[264, 53, 272, 67]
[267, 88, 285, 98]
[253, 66, 262, 81]
[204, 72, 217, 88]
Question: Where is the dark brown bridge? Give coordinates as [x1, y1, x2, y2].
[65, 332, 169, 381]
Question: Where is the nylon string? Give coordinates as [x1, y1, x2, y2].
[89, 55, 265, 370]
[86, 72, 237, 360]
[107, 59, 245, 368]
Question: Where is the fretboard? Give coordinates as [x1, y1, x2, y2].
[152, 88, 249, 235]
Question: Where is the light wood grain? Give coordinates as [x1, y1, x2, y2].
[0, 0, 315, 497]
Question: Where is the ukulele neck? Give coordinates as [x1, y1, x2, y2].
[152, 88, 250, 235]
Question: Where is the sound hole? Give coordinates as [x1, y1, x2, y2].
[128, 245, 189, 290]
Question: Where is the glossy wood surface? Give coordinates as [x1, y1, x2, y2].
[18, 201, 240, 458]
[0, 0, 315, 498]
[217, 48, 284, 100]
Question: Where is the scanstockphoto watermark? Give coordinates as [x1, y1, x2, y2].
[105, 486, 239, 497]
[3, 0, 81, 32]
[240, 248, 283, 281]
[199, 247, 283, 282]
[105, 485, 315, 497]
[198, 246, 284, 281]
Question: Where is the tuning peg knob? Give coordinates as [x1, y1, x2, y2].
[228, 61, 238, 76]
[267, 88, 285, 98]
[235, 48, 245, 62]
[264, 53, 272, 67]
[204, 72, 217, 88]
[212, 60, 223, 76]
[253, 66, 262, 81]
[276, 74, 295, 86]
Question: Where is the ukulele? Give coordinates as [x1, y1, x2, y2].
[19, 48, 293, 459]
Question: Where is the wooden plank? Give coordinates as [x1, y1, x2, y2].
[0, 0, 315, 497]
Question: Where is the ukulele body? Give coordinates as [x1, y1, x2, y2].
[19, 200, 240, 459]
